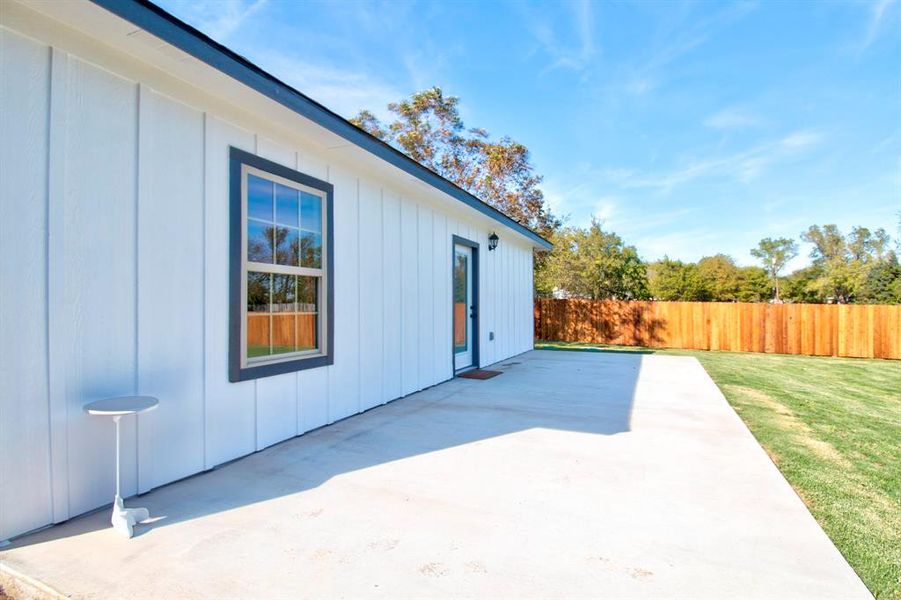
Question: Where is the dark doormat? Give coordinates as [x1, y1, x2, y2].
[458, 369, 503, 380]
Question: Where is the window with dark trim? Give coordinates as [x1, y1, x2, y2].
[229, 147, 334, 382]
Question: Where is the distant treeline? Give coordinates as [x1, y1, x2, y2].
[535, 219, 901, 305]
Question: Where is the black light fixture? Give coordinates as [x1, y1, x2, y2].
[488, 232, 499, 251]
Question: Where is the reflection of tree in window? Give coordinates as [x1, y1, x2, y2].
[248, 223, 273, 263]
[298, 276, 318, 313]
[275, 226, 299, 266]
[272, 274, 296, 313]
[247, 272, 270, 312]
[454, 254, 467, 302]
[300, 233, 321, 268]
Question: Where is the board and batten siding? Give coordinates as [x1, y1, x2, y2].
[0, 18, 535, 540]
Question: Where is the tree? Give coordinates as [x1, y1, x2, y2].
[697, 254, 740, 301]
[801, 224, 845, 263]
[857, 252, 901, 304]
[648, 258, 709, 301]
[750, 237, 798, 302]
[781, 266, 822, 303]
[735, 266, 773, 302]
[847, 226, 890, 263]
[351, 87, 560, 239]
[536, 220, 648, 300]
[799, 224, 891, 303]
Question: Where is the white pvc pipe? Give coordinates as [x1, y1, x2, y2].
[113, 415, 121, 499]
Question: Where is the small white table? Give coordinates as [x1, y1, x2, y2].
[84, 396, 159, 538]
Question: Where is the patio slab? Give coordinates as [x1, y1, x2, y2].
[0, 350, 870, 599]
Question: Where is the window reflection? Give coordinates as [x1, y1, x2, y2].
[275, 226, 299, 266]
[300, 231, 321, 268]
[247, 271, 271, 358]
[453, 253, 467, 350]
[272, 274, 296, 312]
[301, 192, 321, 232]
[298, 276, 317, 312]
[298, 313, 318, 351]
[248, 221, 274, 263]
[248, 175, 273, 222]
[244, 169, 324, 362]
[276, 184, 299, 228]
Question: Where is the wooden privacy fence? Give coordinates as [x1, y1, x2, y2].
[534, 299, 901, 360]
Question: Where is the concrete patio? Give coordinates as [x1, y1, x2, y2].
[0, 350, 869, 599]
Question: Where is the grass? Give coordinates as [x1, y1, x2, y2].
[537, 340, 901, 599]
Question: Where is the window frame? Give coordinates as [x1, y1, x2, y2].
[229, 147, 334, 382]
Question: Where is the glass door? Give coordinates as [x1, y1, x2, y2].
[453, 244, 474, 371]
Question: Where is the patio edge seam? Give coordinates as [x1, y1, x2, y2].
[0, 562, 68, 600]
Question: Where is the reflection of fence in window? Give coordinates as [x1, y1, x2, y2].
[247, 312, 318, 357]
[454, 302, 467, 348]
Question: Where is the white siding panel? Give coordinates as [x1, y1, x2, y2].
[47, 47, 70, 523]
[485, 230, 497, 366]
[527, 253, 535, 348]
[254, 137, 299, 448]
[381, 191, 402, 403]
[441, 216, 453, 380]
[0, 29, 52, 540]
[514, 247, 521, 353]
[417, 206, 434, 389]
[400, 198, 418, 395]
[203, 115, 255, 467]
[504, 242, 512, 358]
[296, 153, 329, 433]
[255, 374, 297, 449]
[326, 166, 360, 421]
[136, 88, 205, 490]
[432, 212, 449, 382]
[476, 229, 489, 367]
[358, 180, 383, 411]
[63, 58, 139, 516]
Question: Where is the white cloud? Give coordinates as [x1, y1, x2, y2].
[779, 129, 821, 149]
[176, 0, 268, 42]
[249, 51, 403, 119]
[519, 0, 597, 73]
[632, 229, 726, 262]
[597, 129, 824, 190]
[704, 107, 761, 130]
[590, 197, 618, 226]
[621, 1, 757, 96]
[862, 0, 896, 51]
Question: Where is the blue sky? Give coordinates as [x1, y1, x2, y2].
[156, 0, 900, 269]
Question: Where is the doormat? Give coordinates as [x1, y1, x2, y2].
[458, 369, 503, 380]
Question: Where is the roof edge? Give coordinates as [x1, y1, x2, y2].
[87, 0, 553, 249]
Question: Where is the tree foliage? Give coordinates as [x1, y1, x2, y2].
[648, 258, 708, 301]
[792, 224, 894, 303]
[697, 254, 740, 301]
[536, 220, 648, 300]
[351, 87, 560, 239]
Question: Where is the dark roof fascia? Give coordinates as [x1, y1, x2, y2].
[88, 0, 553, 249]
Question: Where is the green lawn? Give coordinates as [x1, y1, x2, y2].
[537, 341, 901, 599]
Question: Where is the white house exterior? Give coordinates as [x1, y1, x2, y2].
[0, 0, 551, 541]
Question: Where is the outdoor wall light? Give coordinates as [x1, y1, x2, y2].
[488, 232, 499, 251]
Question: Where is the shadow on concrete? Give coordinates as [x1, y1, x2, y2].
[536, 342, 658, 355]
[5, 350, 642, 548]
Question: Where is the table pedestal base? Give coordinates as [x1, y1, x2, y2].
[111, 495, 149, 538]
